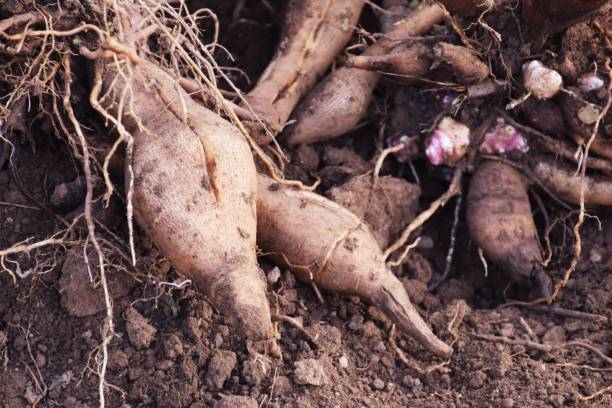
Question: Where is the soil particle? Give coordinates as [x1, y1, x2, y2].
[109, 349, 129, 369]
[467, 370, 487, 389]
[62, 396, 92, 408]
[437, 278, 475, 304]
[293, 358, 329, 386]
[125, 307, 157, 349]
[542, 326, 566, 344]
[50, 176, 85, 211]
[338, 354, 349, 368]
[371, 377, 385, 390]
[59, 247, 135, 317]
[162, 333, 184, 359]
[548, 394, 565, 408]
[272, 375, 293, 396]
[491, 347, 513, 379]
[206, 350, 237, 390]
[266, 266, 281, 284]
[294, 144, 320, 173]
[362, 320, 381, 339]
[306, 323, 342, 353]
[213, 395, 257, 408]
[500, 398, 514, 408]
[242, 356, 271, 386]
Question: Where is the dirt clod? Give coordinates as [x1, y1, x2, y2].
[329, 175, 420, 248]
[125, 307, 157, 349]
[242, 356, 271, 386]
[50, 177, 85, 211]
[467, 370, 487, 389]
[542, 326, 566, 344]
[214, 395, 257, 408]
[59, 248, 135, 317]
[206, 350, 237, 390]
[372, 378, 386, 390]
[293, 358, 329, 386]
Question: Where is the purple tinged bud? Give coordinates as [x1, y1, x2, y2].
[425, 117, 470, 166]
[480, 118, 529, 155]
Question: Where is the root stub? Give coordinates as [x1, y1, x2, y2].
[256, 174, 452, 358]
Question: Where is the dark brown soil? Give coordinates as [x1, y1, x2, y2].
[1, 1, 611, 407]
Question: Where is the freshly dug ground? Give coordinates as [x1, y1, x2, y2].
[0, 1, 611, 407]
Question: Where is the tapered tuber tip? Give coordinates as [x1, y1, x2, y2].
[375, 277, 453, 358]
[206, 275, 277, 350]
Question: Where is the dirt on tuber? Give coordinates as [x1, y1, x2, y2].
[467, 160, 551, 297]
[284, 1, 446, 146]
[256, 174, 452, 358]
[96, 59, 276, 351]
[243, 0, 364, 143]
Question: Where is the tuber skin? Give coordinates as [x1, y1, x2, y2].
[432, 42, 489, 84]
[243, 0, 364, 142]
[467, 161, 551, 298]
[256, 174, 453, 358]
[345, 43, 432, 81]
[284, 2, 446, 146]
[96, 60, 276, 348]
[529, 155, 612, 206]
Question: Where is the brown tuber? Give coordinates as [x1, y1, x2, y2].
[256, 174, 452, 358]
[284, 2, 446, 146]
[432, 42, 489, 84]
[467, 161, 551, 297]
[529, 155, 612, 206]
[243, 0, 364, 142]
[345, 43, 432, 81]
[96, 60, 276, 350]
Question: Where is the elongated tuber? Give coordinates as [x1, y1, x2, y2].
[345, 43, 432, 80]
[432, 42, 489, 84]
[284, 2, 446, 145]
[256, 174, 452, 358]
[96, 60, 275, 347]
[529, 155, 612, 206]
[467, 160, 551, 297]
[243, 0, 364, 142]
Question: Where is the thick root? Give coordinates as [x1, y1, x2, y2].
[284, 1, 446, 145]
[529, 154, 612, 206]
[467, 160, 549, 296]
[243, 0, 364, 141]
[96, 60, 275, 346]
[256, 174, 452, 358]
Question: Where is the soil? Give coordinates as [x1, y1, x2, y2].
[1, 1, 611, 407]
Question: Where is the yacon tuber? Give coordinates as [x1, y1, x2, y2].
[96, 59, 276, 348]
[256, 174, 452, 358]
[467, 160, 551, 297]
